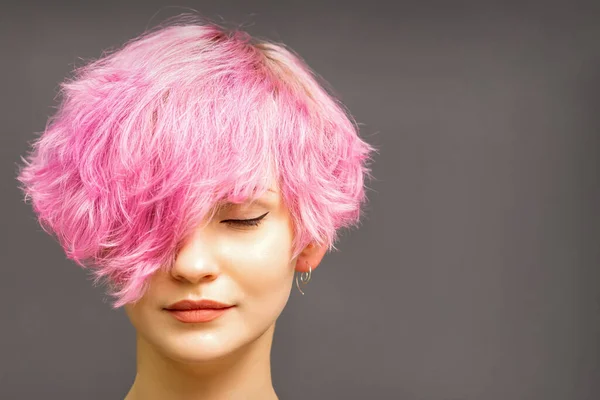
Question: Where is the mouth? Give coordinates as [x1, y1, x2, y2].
[164, 299, 234, 311]
[165, 306, 234, 323]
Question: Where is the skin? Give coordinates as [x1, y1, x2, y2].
[123, 184, 327, 400]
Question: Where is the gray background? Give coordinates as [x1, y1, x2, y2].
[2, 1, 599, 399]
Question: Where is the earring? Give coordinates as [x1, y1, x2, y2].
[295, 261, 312, 295]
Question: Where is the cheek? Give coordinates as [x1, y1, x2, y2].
[124, 301, 148, 335]
[221, 223, 294, 296]
[123, 275, 168, 331]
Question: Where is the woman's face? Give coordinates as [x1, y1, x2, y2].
[124, 186, 300, 363]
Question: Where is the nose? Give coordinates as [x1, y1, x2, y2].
[170, 233, 220, 284]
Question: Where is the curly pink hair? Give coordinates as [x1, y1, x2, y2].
[16, 15, 377, 308]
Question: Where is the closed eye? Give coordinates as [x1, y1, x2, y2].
[221, 212, 269, 227]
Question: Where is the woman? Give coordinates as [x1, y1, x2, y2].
[17, 14, 376, 400]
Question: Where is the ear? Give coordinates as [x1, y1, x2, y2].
[295, 241, 328, 273]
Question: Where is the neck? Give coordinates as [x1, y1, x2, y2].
[124, 323, 278, 400]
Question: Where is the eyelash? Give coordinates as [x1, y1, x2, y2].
[221, 212, 269, 228]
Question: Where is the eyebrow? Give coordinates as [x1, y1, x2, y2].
[217, 190, 277, 211]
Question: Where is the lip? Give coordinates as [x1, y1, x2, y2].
[164, 299, 234, 311]
[163, 299, 235, 324]
[166, 308, 233, 323]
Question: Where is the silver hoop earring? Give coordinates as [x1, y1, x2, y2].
[295, 262, 312, 295]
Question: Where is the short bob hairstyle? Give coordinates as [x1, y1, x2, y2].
[16, 15, 377, 309]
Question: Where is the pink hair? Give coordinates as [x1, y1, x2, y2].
[16, 15, 377, 308]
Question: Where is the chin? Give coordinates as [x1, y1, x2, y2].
[150, 327, 254, 364]
[166, 331, 238, 358]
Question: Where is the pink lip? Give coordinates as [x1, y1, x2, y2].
[165, 299, 233, 311]
[166, 307, 233, 323]
[163, 299, 235, 323]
